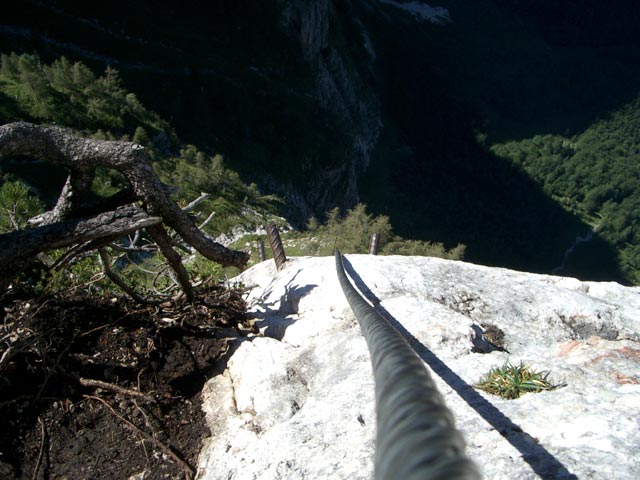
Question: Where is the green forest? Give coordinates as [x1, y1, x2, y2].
[3, 1, 639, 286]
[2, 48, 640, 285]
[351, 0, 640, 286]
[491, 96, 640, 284]
[0, 53, 173, 145]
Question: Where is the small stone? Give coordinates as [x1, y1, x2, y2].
[481, 323, 506, 349]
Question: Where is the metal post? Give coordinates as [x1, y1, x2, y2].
[256, 240, 266, 262]
[369, 232, 380, 255]
[265, 224, 287, 271]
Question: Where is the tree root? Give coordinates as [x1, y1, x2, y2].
[79, 377, 155, 403]
[31, 416, 46, 480]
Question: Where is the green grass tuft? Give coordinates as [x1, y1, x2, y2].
[475, 361, 562, 399]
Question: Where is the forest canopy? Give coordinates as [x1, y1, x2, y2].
[0, 53, 173, 142]
[491, 96, 640, 284]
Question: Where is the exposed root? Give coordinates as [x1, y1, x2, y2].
[31, 417, 46, 480]
[79, 377, 155, 403]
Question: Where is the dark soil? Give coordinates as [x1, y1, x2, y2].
[0, 284, 249, 479]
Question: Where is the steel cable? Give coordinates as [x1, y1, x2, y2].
[335, 250, 480, 480]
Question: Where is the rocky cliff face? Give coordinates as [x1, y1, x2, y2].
[197, 256, 640, 479]
[275, 0, 382, 217]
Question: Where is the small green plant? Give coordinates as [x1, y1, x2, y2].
[292, 203, 467, 259]
[0, 179, 44, 233]
[185, 252, 224, 282]
[475, 361, 561, 399]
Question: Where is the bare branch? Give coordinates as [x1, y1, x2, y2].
[0, 204, 161, 269]
[0, 122, 249, 268]
[147, 225, 193, 301]
[108, 242, 156, 254]
[79, 377, 155, 402]
[198, 211, 217, 230]
[181, 192, 210, 212]
[98, 249, 160, 305]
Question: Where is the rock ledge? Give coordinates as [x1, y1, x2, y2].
[197, 256, 640, 479]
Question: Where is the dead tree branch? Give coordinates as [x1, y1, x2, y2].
[0, 122, 249, 268]
[147, 225, 194, 300]
[0, 204, 161, 269]
[98, 248, 161, 305]
[0, 122, 251, 298]
[182, 192, 210, 213]
[79, 377, 155, 402]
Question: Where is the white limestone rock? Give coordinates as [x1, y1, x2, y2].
[197, 256, 640, 479]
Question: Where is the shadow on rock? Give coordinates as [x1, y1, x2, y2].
[342, 256, 578, 480]
[250, 281, 318, 341]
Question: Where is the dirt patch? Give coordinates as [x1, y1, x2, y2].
[0, 284, 249, 479]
